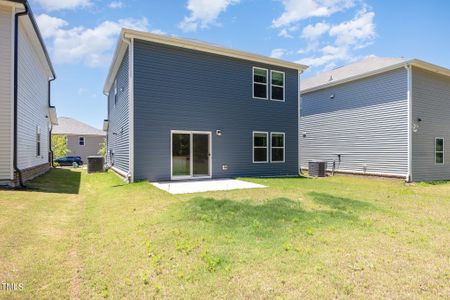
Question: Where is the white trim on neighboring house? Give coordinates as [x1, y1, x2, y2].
[170, 130, 212, 181]
[9, 6, 15, 180]
[122, 37, 135, 183]
[435, 137, 444, 165]
[406, 64, 413, 182]
[270, 132, 285, 163]
[252, 67, 268, 100]
[270, 70, 285, 102]
[252, 131, 269, 163]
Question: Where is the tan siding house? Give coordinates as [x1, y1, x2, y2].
[0, 0, 57, 186]
[52, 117, 106, 163]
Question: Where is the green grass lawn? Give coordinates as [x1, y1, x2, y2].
[0, 169, 449, 299]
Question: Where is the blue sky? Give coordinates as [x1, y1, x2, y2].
[32, 0, 450, 129]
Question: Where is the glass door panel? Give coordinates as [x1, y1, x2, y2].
[193, 134, 209, 177]
[172, 133, 191, 177]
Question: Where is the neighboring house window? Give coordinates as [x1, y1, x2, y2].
[253, 131, 268, 163]
[36, 126, 41, 157]
[253, 67, 268, 99]
[79, 136, 85, 146]
[271, 132, 285, 163]
[114, 79, 118, 106]
[435, 138, 444, 164]
[271, 70, 285, 101]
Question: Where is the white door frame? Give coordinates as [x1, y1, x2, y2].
[170, 130, 212, 180]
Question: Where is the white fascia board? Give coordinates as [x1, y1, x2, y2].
[302, 59, 450, 94]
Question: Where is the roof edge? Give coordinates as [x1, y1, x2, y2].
[302, 59, 450, 94]
[104, 28, 308, 94]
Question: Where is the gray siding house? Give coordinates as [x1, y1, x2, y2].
[104, 29, 307, 182]
[300, 57, 450, 182]
[0, 0, 57, 187]
[52, 117, 106, 162]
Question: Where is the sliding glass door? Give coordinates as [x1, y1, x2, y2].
[171, 131, 211, 179]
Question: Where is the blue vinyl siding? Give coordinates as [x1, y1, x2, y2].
[107, 50, 129, 174]
[133, 40, 299, 181]
[300, 68, 409, 177]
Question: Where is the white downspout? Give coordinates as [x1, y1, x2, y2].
[123, 37, 134, 183]
[405, 64, 412, 182]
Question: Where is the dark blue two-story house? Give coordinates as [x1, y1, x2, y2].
[103, 29, 307, 182]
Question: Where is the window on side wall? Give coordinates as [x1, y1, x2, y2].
[253, 67, 268, 99]
[79, 136, 85, 146]
[435, 138, 444, 164]
[114, 79, 118, 106]
[271, 132, 285, 162]
[253, 131, 268, 163]
[271, 70, 285, 101]
[36, 126, 41, 157]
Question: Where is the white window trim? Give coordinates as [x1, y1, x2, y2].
[270, 70, 285, 102]
[270, 132, 285, 163]
[435, 137, 444, 165]
[253, 131, 269, 163]
[79, 136, 86, 146]
[252, 67, 268, 100]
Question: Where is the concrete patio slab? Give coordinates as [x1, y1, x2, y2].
[151, 179, 266, 194]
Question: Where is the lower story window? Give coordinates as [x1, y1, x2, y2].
[79, 136, 85, 146]
[271, 132, 285, 162]
[253, 132, 268, 163]
[36, 126, 41, 157]
[436, 138, 444, 164]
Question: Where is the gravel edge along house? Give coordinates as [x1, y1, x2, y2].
[300, 56, 450, 182]
[0, 0, 57, 187]
[103, 29, 307, 182]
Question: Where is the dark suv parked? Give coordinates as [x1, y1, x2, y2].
[54, 156, 83, 166]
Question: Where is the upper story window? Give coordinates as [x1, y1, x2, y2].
[271, 71, 285, 101]
[114, 79, 118, 106]
[79, 136, 85, 146]
[435, 138, 444, 164]
[253, 131, 268, 163]
[253, 67, 268, 100]
[36, 126, 41, 157]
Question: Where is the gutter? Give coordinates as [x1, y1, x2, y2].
[48, 78, 56, 167]
[13, 5, 28, 187]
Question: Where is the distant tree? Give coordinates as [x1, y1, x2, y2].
[52, 135, 70, 159]
[98, 138, 107, 157]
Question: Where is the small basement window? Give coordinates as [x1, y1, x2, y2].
[271, 70, 285, 101]
[435, 138, 444, 164]
[79, 136, 85, 146]
[36, 126, 41, 157]
[253, 67, 268, 99]
[253, 131, 268, 163]
[271, 132, 285, 162]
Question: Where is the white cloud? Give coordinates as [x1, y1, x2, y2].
[301, 22, 330, 40]
[296, 8, 375, 68]
[272, 0, 355, 28]
[329, 8, 375, 47]
[108, 1, 123, 9]
[34, 0, 91, 11]
[35, 14, 68, 38]
[36, 14, 151, 67]
[179, 0, 239, 32]
[270, 48, 286, 59]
